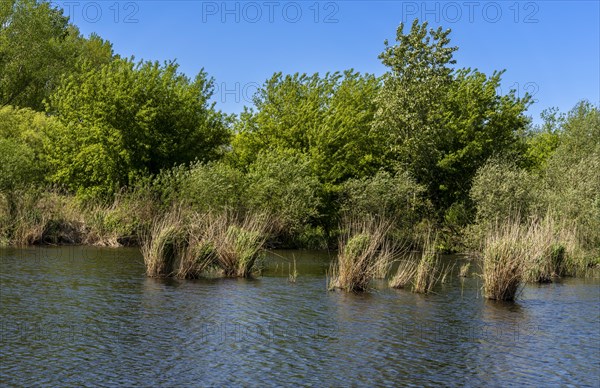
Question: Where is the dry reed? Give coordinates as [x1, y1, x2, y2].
[328, 216, 393, 292]
[389, 259, 417, 289]
[412, 232, 442, 293]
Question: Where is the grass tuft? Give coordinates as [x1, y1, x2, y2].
[328, 216, 394, 292]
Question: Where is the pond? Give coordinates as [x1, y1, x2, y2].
[1, 247, 599, 386]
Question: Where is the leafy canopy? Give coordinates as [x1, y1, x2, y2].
[46, 58, 231, 198]
[232, 70, 382, 185]
[0, 0, 113, 110]
[374, 20, 531, 215]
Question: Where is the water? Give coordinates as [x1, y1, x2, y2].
[1, 247, 599, 387]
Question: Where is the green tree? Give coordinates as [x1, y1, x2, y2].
[0, 106, 60, 218]
[45, 58, 231, 198]
[544, 101, 600, 250]
[525, 107, 564, 170]
[232, 70, 382, 185]
[0, 0, 113, 110]
[0, 105, 63, 181]
[374, 20, 531, 216]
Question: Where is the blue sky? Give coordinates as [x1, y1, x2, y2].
[52, 0, 599, 124]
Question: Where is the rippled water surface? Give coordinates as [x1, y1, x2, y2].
[1, 247, 599, 387]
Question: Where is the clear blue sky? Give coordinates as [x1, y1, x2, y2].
[52, 0, 599, 124]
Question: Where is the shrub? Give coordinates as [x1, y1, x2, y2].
[181, 161, 246, 213]
[245, 150, 321, 237]
[340, 168, 426, 230]
[470, 159, 542, 226]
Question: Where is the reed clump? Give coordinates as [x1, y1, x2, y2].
[523, 217, 584, 281]
[328, 216, 393, 292]
[288, 257, 298, 283]
[140, 209, 187, 277]
[8, 191, 85, 246]
[140, 209, 271, 279]
[413, 233, 442, 294]
[206, 212, 271, 277]
[482, 220, 535, 301]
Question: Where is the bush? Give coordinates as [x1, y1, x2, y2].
[0, 138, 38, 193]
[340, 168, 426, 231]
[180, 161, 246, 213]
[470, 159, 542, 225]
[0, 106, 59, 196]
[245, 150, 321, 237]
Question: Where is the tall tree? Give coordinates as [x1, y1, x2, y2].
[374, 20, 531, 216]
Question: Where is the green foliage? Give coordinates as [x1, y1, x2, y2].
[525, 108, 563, 170]
[0, 138, 37, 192]
[340, 168, 426, 228]
[245, 150, 321, 234]
[470, 159, 542, 225]
[374, 20, 531, 215]
[0, 0, 113, 110]
[232, 70, 381, 184]
[470, 101, 599, 261]
[181, 161, 246, 213]
[544, 101, 600, 250]
[0, 106, 64, 182]
[373, 19, 457, 148]
[45, 58, 231, 198]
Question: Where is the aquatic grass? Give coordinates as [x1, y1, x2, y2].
[9, 191, 85, 246]
[459, 262, 471, 277]
[288, 256, 298, 283]
[205, 212, 272, 278]
[140, 210, 272, 279]
[373, 238, 398, 279]
[328, 216, 393, 292]
[140, 209, 187, 277]
[83, 188, 157, 247]
[523, 218, 556, 283]
[175, 221, 217, 279]
[389, 258, 417, 289]
[482, 220, 531, 301]
[440, 262, 454, 284]
[412, 232, 443, 294]
[522, 216, 584, 282]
